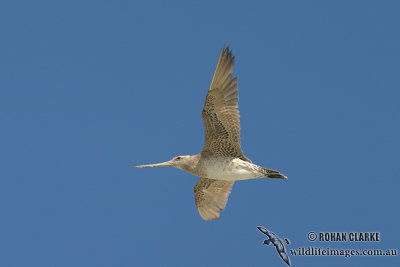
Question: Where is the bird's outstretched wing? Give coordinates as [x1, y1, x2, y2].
[278, 250, 291, 266]
[194, 177, 234, 220]
[202, 45, 248, 160]
[257, 226, 273, 238]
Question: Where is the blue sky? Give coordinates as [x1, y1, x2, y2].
[1, 1, 399, 266]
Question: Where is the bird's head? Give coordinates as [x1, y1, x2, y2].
[132, 155, 194, 171]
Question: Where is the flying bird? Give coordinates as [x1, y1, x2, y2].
[133, 45, 287, 220]
[257, 226, 291, 266]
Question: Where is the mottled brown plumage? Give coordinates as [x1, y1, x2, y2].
[133, 45, 287, 221]
[194, 178, 234, 220]
[202, 46, 242, 158]
[196, 45, 243, 220]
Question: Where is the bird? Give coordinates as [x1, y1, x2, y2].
[257, 226, 291, 266]
[132, 45, 287, 220]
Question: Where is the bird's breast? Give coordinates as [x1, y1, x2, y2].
[197, 157, 261, 181]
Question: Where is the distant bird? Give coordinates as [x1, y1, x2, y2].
[133, 45, 287, 220]
[257, 226, 291, 266]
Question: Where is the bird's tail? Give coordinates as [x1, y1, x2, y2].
[260, 167, 288, 179]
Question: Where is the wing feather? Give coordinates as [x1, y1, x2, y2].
[194, 177, 234, 220]
[202, 45, 245, 158]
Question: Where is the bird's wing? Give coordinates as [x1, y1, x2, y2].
[194, 177, 234, 220]
[257, 226, 273, 238]
[278, 250, 291, 266]
[202, 45, 247, 159]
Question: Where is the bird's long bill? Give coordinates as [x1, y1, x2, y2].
[131, 161, 172, 168]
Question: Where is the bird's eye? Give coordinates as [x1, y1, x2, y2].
[176, 156, 181, 160]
